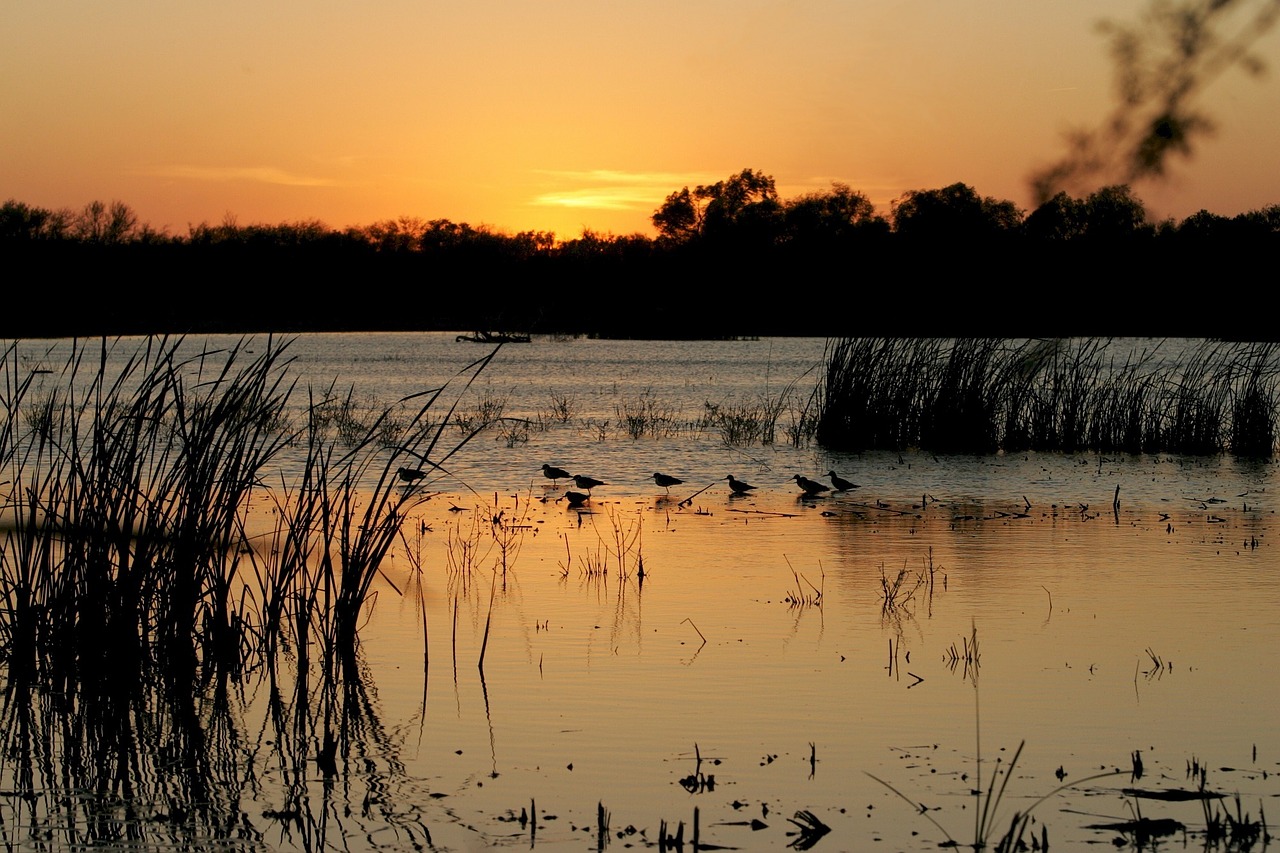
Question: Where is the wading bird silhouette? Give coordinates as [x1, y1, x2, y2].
[792, 474, 830, 497]
[542, 464, 573, 486]
[653, 472, 683, 493]
[828, 470, 858, 491]
[725, 475, 757, 495]
[397, 467, 426, 484]
[560, 490, 589, 508]
[572, 474, 606, 494]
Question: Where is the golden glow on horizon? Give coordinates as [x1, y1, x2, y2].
[3, 1, 1278, 239]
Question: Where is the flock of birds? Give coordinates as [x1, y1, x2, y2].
[393, 463, 860, 506]
[541, 463, 859, 505]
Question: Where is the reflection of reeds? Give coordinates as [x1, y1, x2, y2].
[817, 337, 1280, 456]
[490, 493, 533, 579]
[869, 628, 1122, 850]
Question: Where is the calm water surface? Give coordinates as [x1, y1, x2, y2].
[6, 332, 1279, 851]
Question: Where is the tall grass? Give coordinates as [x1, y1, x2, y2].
[0, 335, 496, 683]
[816, 337, 1280, 457]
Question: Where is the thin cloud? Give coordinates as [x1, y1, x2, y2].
[147, 165, 339, 188]
[531, 187, 662, 211]
[530, 169, 721, 211]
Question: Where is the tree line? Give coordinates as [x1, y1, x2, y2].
[5, 170, 1278, 340]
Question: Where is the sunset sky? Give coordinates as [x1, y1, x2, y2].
[4, 1, 1278, 240]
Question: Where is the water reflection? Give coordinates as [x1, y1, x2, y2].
[0, 643, 441, 850]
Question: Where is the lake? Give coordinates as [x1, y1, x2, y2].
[2, 332, 1278, 852]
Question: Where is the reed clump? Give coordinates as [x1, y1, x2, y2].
[452, 387, 507, 433]
[615, 390, 683, 439]
[0, 334, 496, 683]
[816, 337, 1280, 456]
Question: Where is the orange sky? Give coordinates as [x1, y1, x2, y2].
[4, 1, 1278, 240]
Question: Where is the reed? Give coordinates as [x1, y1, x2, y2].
[451, 387, 507, 433]
[1228, 342, 1279, 457]
[784, 385, 822, 447]
[311, 387, 410, 447]
[593, 505, 645, 580]
[546, 390, 576, 423]
[878, 561, 924, 614]
[920, 337, 1008, 453]
[782, 557, 823, 608]
[816, 337, 1280, 456]
[495, 416, 531, 447]
[490, 492, 533, 579]
[616, 390, 682, 439]
[703, 400, 766, 445]
[0, 334, 497, 685]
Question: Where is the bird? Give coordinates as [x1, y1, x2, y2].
[792, 474, 830, 497]
[542, 463, 573, 486]
[653, 472, 683, 493]
[397, 467, 426, 484]
[828, 470, 859, 491]
[560, 490, 590, 508]
[725, 475, 756, 495]
[572, 474, 606, 493]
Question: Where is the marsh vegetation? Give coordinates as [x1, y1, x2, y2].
[817, 337, 1280, 456]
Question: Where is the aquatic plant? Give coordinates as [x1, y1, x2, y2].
[1228, 341, 1280, 457]
[816, 337, 1280, 456]
[878, 560, 925, 614]
[451, 387, 507, 433]
[0, 334, 497, 682]
[615, 389, 683, 439]
[868, 625, 1125, 850]
[783, 557, 823, 608]
[546, 390, 576, 423]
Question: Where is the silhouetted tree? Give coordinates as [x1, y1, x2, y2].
[699, 168, 782, 245]
[891, 182, 1023, 242]
[73, 200, 139, 244]
[650, 168, 782, 247]
[783, 182, 886, 244]
[0, 199, 52, 241]
[1233, 203, 1280, 236]
[353, 216, 430, 252]
[1081, 184, 1151, 241]
[1024, 191, 1088, 241]
[651, 187, 701, 244]
[1177, 208, 1234, 240]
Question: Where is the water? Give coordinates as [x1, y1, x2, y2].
[3, 332, 1279, 852]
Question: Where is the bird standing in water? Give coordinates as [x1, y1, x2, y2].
[653, 472, 683, 493]
[573, 474, 606, 494]
[828, 470, 858, 491]
[542, 464, 572, 486]
[560, 491, 590, 508]
[397, 467, 426, 484]
[792, 474, 830, 497]
[725, 475, 756, 495]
